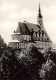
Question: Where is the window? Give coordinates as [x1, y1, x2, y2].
[47, 38, 49, 41]
[26, 37, 27, 41]
[31, 28, 34, 36]
[39, 30, 41, 37]
[14, 30, 15, 33]
[35, 32, 37, 37]
[42, 30, 44, 37]
[22, 37, 24, 42]
[29, 37, 31, 41]
[17, 43, 19, 49]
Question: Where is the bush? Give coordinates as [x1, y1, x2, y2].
[0, 45, 56, 80]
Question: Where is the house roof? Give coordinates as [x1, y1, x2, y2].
[15, 22, 52, 42]
[16, 22, 41, 34]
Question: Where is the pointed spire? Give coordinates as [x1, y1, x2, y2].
[39, 3, 41, 14]
[38, 3, 42, 18]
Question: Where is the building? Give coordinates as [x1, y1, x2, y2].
[9, 4, 52, 49]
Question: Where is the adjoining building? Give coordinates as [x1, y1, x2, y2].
[9, 4, 52, 49]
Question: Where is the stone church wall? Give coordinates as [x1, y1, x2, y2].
[12, 34, 31, 42]
[9, 41, 52, 49]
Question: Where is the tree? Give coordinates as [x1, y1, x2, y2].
[0, 45, 46, 80]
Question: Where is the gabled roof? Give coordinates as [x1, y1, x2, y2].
[15, 22, 41, 34]
[15, 22, 52, 42]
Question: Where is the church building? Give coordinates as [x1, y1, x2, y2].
[9, 4, 52, 49]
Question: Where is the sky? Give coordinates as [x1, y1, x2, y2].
[0, 0, 56, 44]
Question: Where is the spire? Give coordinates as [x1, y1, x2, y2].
[38, 3, 42, 18]
[39, 3, 41, 14]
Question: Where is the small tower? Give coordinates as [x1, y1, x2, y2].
[37, 3, 43, 29]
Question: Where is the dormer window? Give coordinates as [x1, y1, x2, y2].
[42, 30, 44, 37]
[39, 30, 41, 37]
[31, 28, 34, 36]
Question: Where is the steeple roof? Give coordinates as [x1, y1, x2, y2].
[38, 3, 42, 18]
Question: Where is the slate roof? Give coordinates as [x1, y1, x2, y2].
[16, 22, 41, 34]
[15, 22, 52, 42]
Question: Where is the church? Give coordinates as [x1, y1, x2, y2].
[9, 4, 52, 49]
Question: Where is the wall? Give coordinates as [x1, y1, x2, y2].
[9, 41, 52, 50]
[12, 34, 31, 42]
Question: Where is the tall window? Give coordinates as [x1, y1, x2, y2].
[42, 30, 44, 37]
[35, 32, 37, 37]
[39, 30, 41, 37]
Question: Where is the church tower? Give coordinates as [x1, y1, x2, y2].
[37, 4, 44, 30]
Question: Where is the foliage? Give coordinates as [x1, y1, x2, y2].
[0, 45, 56, 80]
[39, 49, 56, 80]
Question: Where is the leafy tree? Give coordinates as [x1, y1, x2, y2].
[39, 49, 56, 80]
[0, 45, 46, 80]
[0, 44, 56, 80]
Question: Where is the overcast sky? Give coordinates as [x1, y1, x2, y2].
[0, 0, 56, 44]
